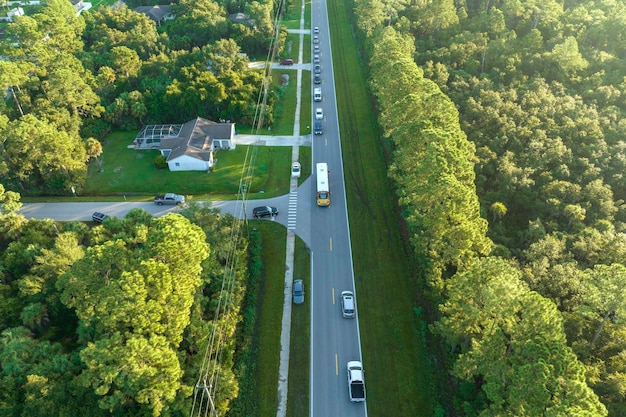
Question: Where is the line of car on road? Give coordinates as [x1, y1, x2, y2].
[313, 33, 321, 87]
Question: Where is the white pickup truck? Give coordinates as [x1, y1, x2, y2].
[347, 361, 366, 402]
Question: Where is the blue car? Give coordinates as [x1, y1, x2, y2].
[293, 279, 305, 304]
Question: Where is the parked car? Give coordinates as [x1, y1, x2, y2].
[280, 58, 294, 65]
[315, 107, 323, 120]
[314, 74, 321, 84]
[291, 162, 301, 178]
[313, 35, 319, 44]
[314, 120, 323, 135]
[253, 206, 279, 218]
[314, 64, 321, 74]
[314, 45, 320, 54]
[293, 279, 305, 304]
[341, 291, 355, 318]
[92, 212, 109, 223]
[313, 26, 320, 34]
[314, 54, 320, 64]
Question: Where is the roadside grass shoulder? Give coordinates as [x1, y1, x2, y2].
[328, 0, 439, 415]
[270, 69, 298, 135]
[250, 221, 287, 415]
[300, 70, 312, 136]
[286, 235, 311, 417]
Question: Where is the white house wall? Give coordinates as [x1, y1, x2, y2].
[167, 155, 210, 171]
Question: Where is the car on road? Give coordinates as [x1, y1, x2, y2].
[314, 120, 323, 135]
[313, 26, 319, 34]
[92, 212, 109, 223]
[280, 58, 294, 65]
[314, 64, 321, 74]
[313, 45, 320, 54]
[313, 54, 320, 64]
[253, 206, 278, 218]
[154, 193, 185, 205]
[315, 108, 323, 120]
[341, 291, 355, 318]
[314, 87, 322, 101]
[291, 161, 301, 178]
[313, 35, 319, 44]
[314, 74, 321, 84]
[293, 279, 305, 304]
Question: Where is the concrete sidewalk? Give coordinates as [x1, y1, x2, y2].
[233, 134, 311, 147]
[275, 1, 308, 416]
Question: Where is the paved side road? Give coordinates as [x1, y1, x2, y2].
[17, 191, 312, 246]
[18, 202, 180, 221]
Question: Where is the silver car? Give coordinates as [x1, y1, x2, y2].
[341, 291, 355, 318]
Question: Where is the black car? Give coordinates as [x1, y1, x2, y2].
[314, 120, 323, 135]
[92, 212, 109, 223]
[253, 206, 279, 218]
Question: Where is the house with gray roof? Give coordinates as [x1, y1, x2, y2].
[156, 117, 235, 172]
[133, 5, 173, 26]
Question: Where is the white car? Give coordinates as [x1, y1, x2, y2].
[341, 291, 355, 318]
[291, 161, 301, 178]
[315, 108, 323, 120]
[313, 35, 319, 44]
[314, 26, 320, 34]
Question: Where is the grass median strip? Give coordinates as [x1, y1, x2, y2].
[327, 0, 439, 414]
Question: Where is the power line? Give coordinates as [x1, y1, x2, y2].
[190, 0, 288, 415]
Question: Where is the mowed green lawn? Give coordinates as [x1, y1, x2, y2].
[82, 131, 294, 200]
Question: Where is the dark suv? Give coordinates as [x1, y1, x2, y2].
[314, 120, 323, 135]
[253, 206, 279, 218]
[92, 212, 109, 223]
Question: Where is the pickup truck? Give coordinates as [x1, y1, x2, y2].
[347, 361, 366, 402]
[154, 193, 185, 205]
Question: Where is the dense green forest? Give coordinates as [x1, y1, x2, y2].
[0, 0, 285, 195]
[0, 187, 253, 416]
[351, 0, 626, 415]
[0, 0, 288, 412]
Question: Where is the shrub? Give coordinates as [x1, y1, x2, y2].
[154, 154, 168, 169]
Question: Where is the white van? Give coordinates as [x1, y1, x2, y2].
[314, 88, 322, 102]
